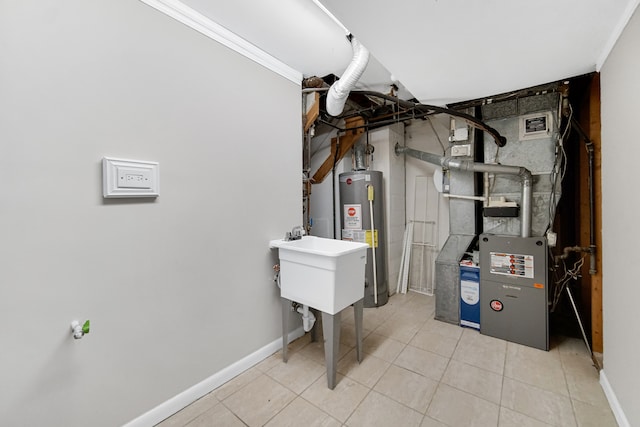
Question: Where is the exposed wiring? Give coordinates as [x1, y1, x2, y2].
[352, 90, 507, 147]
[551, 254, 585, 312]
[547, 104, 572, 232]
[427, 116, 446, 155]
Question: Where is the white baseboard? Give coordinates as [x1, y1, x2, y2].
[123, 326, 305, 427]
[600, 369, 630, 427]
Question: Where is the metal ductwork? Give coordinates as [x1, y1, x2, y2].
[395, 144, 533, 238]
[353, 141, 367, 171]
[325, 35, 370, 117]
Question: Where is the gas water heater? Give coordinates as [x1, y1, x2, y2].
[339, 170, 388, 307]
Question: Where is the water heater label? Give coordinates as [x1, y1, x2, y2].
[489, 252, 534, 278]
[365, 230, 379, 248]
[343, 204, 362, 230]
[342, 229, 367, 244]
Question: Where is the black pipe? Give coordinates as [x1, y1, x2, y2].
[571, 118, 597, 274]
[586, 141, 596, 274]
[352, 90, 507, 147]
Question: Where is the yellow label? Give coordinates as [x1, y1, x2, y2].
[365, 230, 378, 248]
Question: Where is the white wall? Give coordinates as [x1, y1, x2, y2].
[367, 125, 405, 295]
[0, 2, 301, 426]
[308, 136, 344, 239]
[600, 6, 640, 426]
[405, 117, 451, 249]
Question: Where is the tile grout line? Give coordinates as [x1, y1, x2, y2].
[417, 321, 464, 425]
[342, 302, 432, 425]
[498, 341, 508, 426]
[561, 349, 583, 427]
[161, 295, 614, 427]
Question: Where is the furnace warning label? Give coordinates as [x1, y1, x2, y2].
[343, 204, 362, 230]
[489, 252, 534, 278]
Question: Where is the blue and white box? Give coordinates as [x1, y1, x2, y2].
[460, 263, 480, 329]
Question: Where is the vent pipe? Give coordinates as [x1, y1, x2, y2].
[326, 35, 370, 117]
[353, 141, 367, 170]
[395, 144, 533, 238]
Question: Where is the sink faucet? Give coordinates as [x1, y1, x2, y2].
[285, 226, 305, 241]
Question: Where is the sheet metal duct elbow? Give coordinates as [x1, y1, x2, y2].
[442, 159, 533, 237]
[396, 145, 534, 238]
[326, 36, 370, 117]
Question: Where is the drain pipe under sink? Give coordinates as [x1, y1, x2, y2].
[297, 305, 316, 332]
[274, 266, 317, 332]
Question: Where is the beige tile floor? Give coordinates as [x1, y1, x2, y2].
[156, 292, 617, 427]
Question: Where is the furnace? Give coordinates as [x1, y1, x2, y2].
[479, 234, 549, 351]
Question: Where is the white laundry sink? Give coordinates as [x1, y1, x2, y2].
[270, 236, 368, 314]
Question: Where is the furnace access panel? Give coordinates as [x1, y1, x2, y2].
[479, 234, 548, 351]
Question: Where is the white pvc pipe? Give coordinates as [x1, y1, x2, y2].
[402, 221, 414, 294]
[402, 222, 414, 294]
[443, 194, 487, 201]
[297, 305, 316, 332]
[368, 188, 378, 305]
[397, 224, 409, 294]
[483, 172, 490, 207]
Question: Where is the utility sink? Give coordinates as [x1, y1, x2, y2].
[271, 235, 368, 389]
[270, 236, 368, 315]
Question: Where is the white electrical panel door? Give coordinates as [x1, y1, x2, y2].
[102, 157, 159, 198]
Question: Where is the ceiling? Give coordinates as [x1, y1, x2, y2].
[180, 0, 636, 106]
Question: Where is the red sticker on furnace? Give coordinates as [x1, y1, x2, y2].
[346, 178, 352, 185]
[490, 300, 503, 312]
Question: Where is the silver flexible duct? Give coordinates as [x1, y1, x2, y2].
[395, 144, 533, 238]
[326, 36, 370, 117]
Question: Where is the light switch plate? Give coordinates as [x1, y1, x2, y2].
[102, 157, 159, 198]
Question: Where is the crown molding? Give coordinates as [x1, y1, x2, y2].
[596, 0, 640, 71]
[138, 0, 302, 84]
